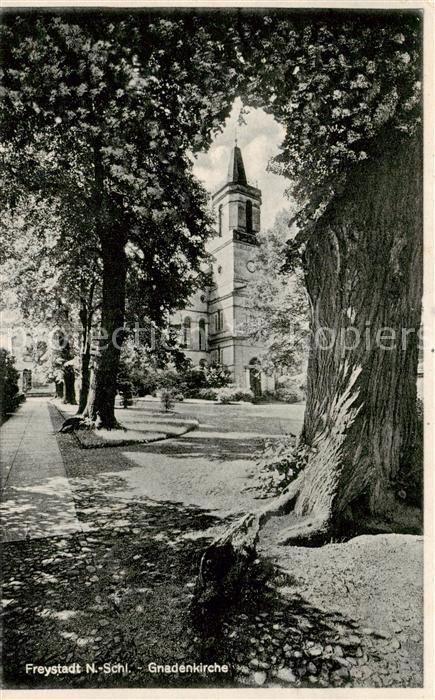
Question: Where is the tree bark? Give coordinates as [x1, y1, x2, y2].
[84, 232, 126, 428]
[78, 341, 91, 414]
[79, 140, 127, 429]
[77, 283, 96, 415]
[58, 330, 76, 405]
[55, 381, 64, 399]
[63, 365, 77, 405]
[299, 131, 422, 526]
[194, 131, 422, 605]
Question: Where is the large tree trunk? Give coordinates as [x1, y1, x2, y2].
[55, 381, 64, 399]
[63, 365, 77, 405]
[84, 232, 127, 428]
[79, 141, 127, 429]
[78, 341, 91, 414]
[58, 331, 76, 405]
[298, 131, 422, 527]
[77, 286, 95, 415]
[194, 132, 422, 607]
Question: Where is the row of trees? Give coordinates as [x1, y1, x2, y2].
[1, 10, 423, 594]
[1, 11, 241, 426]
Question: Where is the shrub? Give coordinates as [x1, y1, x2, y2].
[157, 369, 180, 390]
[138, 370, 159, 396]
[160, 388, 176, 412]
[205, 363, 232, 388]
[15, 392, 26, 407]
[197, 387, 218, 401]
[216, 387, 234, 404]
[117, 380, 133, 408]
[231, 388, 254, 402]
[0, 349, 21, 419]
[276, 385, 305, 403]
[215, 386, 254, 404]
[182, 367, 208, 397]
[255, 435, 305, 496]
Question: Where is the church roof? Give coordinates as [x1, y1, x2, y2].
[227, 144, 247, 185]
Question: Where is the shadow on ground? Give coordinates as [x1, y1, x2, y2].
[2, 403, 418, 690]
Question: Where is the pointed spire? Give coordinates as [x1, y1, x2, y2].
[227, 142, 247, 185]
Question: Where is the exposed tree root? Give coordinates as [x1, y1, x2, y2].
[59, 416, 92, 433]
[59, 414, 125, 432]
[191, 474, 332, 620]
[276, 514, 330, 546]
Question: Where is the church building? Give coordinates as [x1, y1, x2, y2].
[170, 144, 275, 396]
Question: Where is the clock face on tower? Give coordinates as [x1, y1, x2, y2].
[246, 260, 256, 273]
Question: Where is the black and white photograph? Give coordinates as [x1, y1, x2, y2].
[0, 1, 431, 695]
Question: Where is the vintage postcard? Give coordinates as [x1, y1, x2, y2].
[0, 1, 433, 698]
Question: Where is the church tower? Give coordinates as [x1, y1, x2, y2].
[212, 144, 261, 243]
[206, 143, 265, 389]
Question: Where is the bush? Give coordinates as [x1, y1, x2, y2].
[231, 388, 254, 402]
[197, 387, 218, 401]
[216, 387, 234, 404]
[157, 369, 180, 390]
[0, 349, 22, 419]
[182, 367, 208, 397]
[138, 370, 159, 396]
[160, 388, 176, 412]
[205, 363, 232, 388]
[117, 380, 133, 408]
[276, 385, 305, 403]
[215, 386, 254, 404]
[14, 392, 26, 408]
[255, 435, 304, 496]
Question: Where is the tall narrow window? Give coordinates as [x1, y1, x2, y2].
[199, 318, 206, 350]
[218, 205, 223, 236]
[215, 309, 223, 332]
[183, 317, 191, 348]
[246, 200, 253, 233]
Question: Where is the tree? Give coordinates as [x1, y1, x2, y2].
[193, 11, 422, 606]
[247, 209, 309, 377]
[0, 191, 101, 409]
[1, 11, 243, 427]
[0, 349, 20, 420]
[1, 8, 423, 595]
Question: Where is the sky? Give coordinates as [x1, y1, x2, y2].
[192, 97, 292, 231]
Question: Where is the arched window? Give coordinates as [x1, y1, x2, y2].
[246, 200, 253, 233]
[183, 317, 191, 348]
[218, 204, 223, 236]
[199, 318, 206, 351]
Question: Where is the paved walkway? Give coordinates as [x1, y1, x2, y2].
[0, 398, 82, 542]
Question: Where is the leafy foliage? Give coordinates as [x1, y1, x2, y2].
[0, 8, 422, 426]
[216, 387, 254, 404]
[160, 388, 175, 413]
[237, 12, 422, 234]
[0, 349, 24, 419]
[247, 210, 309, 375]
[255, 436, 309, 497]
[0, 11, 241, 322]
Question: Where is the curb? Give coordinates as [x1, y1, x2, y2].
[51, 401, 199, 450]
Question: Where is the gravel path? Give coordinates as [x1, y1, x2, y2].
[1, 399, 423, 690]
